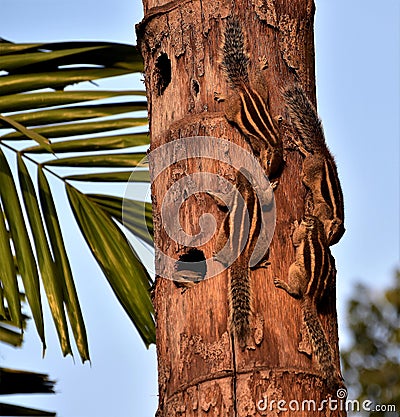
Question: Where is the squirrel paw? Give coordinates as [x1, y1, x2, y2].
[258, 55, 269, 70]
[214, 91, 225, 103]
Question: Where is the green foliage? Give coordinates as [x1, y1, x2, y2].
[0, 39, 155, 362]
[342, 270, 400, 416]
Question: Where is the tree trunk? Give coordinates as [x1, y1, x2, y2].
[137, 1, 346, 416]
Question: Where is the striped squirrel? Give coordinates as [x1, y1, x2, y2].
[208, 168, 271, 349]
[274, 215, 342, 390]
[284, 85, 345, 246]
[215, 16, 283, 179]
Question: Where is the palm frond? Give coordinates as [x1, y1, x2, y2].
[0, 367, 55, 395]
[0, 40, 155, 359]
[0, 308, 28, 348]
[0, 403, 56, 416]
[0, 323, 23, 348]
[0, 366, 57, 416]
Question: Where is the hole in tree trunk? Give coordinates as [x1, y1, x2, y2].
[155, 52, 171, 95]
[191, 79, 200, 96]
[173, 249, 207, 291]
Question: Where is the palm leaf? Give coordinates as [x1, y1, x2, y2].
[88, 194, 154, 245]
[18, 155, 72, 357]
[43, 152, 148, 168]
[0, 207, 21, 327]
[0, 114, 53, 153]
[0, 149, 45, 349]
[66, 186, 155, 346]
[0, 294, 57, 415]
[1, 102, 147, 127]
[0, 367, 56, 395]
[2, 117, 148, 140]
[64, 169, 150, 183]
[0, 90, 146, 113]
[0, 323, 23, 348]
[38, 166, 90, 362]
[0, 40, 155, 358]
[0, 366, 56, 416]
[23, 132, 150, 154]
[0, 403, 56, 416]
[0, 306, 28, 347]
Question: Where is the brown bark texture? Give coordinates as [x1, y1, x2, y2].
[137, 0, 346, 416]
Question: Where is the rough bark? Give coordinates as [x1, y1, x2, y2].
[136, 0, 345, 416]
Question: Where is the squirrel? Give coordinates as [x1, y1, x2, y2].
[283, 85, 345, 245]
[274, 215, 343, 390]
[208, 168, 270, 349]
[215, 16, 283, 179]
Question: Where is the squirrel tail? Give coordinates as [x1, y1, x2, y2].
[220, 16, 249, 87]
[229, 262, 251, 348]
[301, 296, 341, 390]
[283, 85, 326, 153]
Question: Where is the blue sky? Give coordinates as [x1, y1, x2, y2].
[0, 1, 399, 416]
